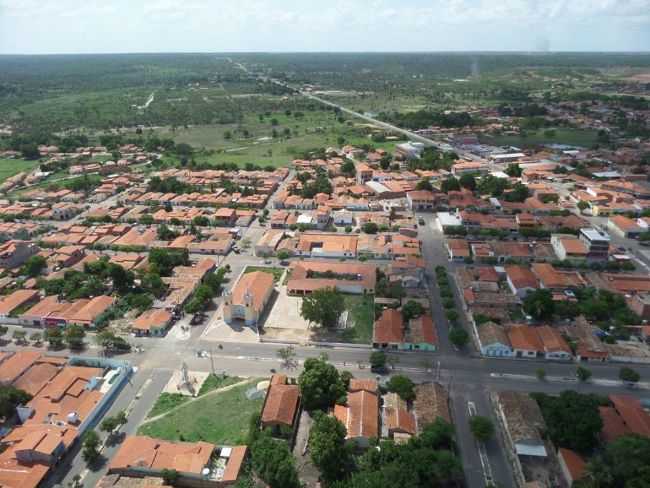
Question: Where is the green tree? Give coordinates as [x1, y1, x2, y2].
[577, 200, 589, 212]
[449, 327, 469, 348]
[459, 173, 477, 191]
[341, 160, 355, 176]
[585, 435, 650, 487]
[441, 177, 461, 193]
[536, 368, 546, 381]
[0, 385, 31, 418]
[81, 430, 101, 465]
[505, 163, 522, 177]
[298, 356, 346, 411]
[276, 249, 291, 260]
[309, 412, 353, 484]
[469, 416, 495, 442]
[415, 178, 433, 191]
[576, 366, 592, 382]
[108, 263, 134, 294]
[402, 300, 425, 322]
[619, 367, 641, 384]
[157, 224, 178, 241]
[100, 410, 128, 434]
[45, 327, 64, 349]
[362, 222, 379, 234]
[250, 432, 300, 488]
[523, 289, 555, 320]
[300, 287, 345, 329]
[64, 324, 86, 350]
[277, 345, 296, 369]
[0, 325, 7, 341]
[386, 375, 416, 401]
[532, 391, 603, 453]
[370, 351, 387, 371]
[21, 255, 47, 277]
[141, 272, 167, 298]
[161, 469, 179, 485]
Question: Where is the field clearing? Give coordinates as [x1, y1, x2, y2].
[480, 128, 598, 148]
[138, 380, 263, 445]
[0, 159, 40, 184]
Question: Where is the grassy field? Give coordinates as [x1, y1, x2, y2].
[244, 266, 285, 283]
[480, 128, 598, 148]
[154, 108, 402, 168]
[146, 374, 242, 418]
[146, 393, 189, 418]
[340, 295, 375, 344]
[0, 159, 40, 184]
[138, 380, 263, 445]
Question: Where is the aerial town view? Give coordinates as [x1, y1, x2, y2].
[0, 2, 650, 488]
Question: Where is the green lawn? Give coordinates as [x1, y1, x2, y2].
[197, 374, 242, 396]
[146, 393, 189, 418]
[138, 381, 263, 445]
[480, 128, 598, 148]
[146, 374, 243, 418]
[244, 266, 284, 283]
[0, 159, 40, 184]
[340, 295, 375, 344]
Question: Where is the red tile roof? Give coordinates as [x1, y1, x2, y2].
[373, 308, 404, 344]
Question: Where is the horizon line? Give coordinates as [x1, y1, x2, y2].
[2, 49, 650, 56]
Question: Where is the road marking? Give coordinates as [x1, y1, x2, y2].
[467, 401, 494, 487]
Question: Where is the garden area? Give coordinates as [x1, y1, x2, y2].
[244, 265, 285, 283]
[138, 379, 263, 445]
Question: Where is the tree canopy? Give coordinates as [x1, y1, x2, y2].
[331, 419, 463, 488]
[584, 435, 650, 488]
[298, 356, 346, 411]
[531, 391, 604, 453]
[300, 287, 345, 329]
[310, 412, 354, 484]
[0, 385, 31, 419]
[386, 375, 416, 402]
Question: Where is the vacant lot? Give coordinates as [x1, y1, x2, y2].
[310, 294, 375, 344]
[138, 380, 263, 445]
[340, 295, 375, 344]
[146, 374, 243, 418]
[0, 159, 39, 184]
[480, 128, 598, 148]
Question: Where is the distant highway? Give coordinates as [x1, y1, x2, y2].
[232, 60, 448, 150]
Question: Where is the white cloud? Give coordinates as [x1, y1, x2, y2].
[0, 0, 649, 53]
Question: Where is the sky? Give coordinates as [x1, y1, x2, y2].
[1, 0, 649, 54]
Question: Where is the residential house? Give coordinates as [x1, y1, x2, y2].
[558, 448, 586, 487]
[0, 290, 40, 319]
[334, 379, 379, 448]
[372, 309, 404, 350]
[508, 325, 543, 359]
[477, 322, 513, 358]
[608, 215, 643, 239]
[109, 436, 247, 487]
[260, 374, 301, 437]
[505, 265, 539, 299]
[131, 309, 173, 337]
[0, 240, 38, 269]
[406, 190, 435, 211]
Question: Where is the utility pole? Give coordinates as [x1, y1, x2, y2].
[209, 348, 215, 375]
